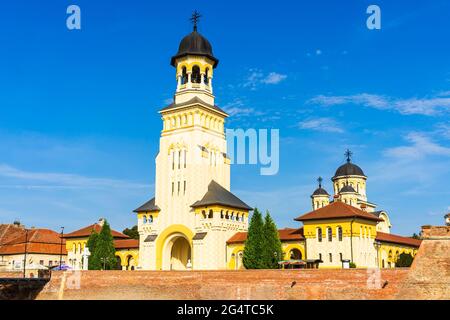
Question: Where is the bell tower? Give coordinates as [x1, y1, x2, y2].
[134, 13, 251, 271]
[170, 11, 218, 106]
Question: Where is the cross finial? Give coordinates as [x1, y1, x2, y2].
[345, 149, 353, 163]
[317, 177, 323, 188]
[190, 10, 202, 31]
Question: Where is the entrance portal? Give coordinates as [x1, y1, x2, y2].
[162, 234, 192, 270]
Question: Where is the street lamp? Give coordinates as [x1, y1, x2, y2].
[23, 229, 29, 278]
[374, 241, 382, 268]
[59, 227, 65, 268]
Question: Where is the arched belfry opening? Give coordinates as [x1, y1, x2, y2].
[191, 65, 201, 84]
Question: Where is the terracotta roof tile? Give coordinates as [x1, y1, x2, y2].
[63, 224, 129, 239]
[295, 201, 383, 222]
[0, 228, 66, 255]
[114, 239, 139, 249]
[0, 224, 26, 245]
[376, 232, 422, 248]
[227, 228, 304, 244]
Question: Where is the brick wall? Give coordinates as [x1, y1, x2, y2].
[395, 226, 450, 299]
[0, 271, 22, 278]
[37, 269, 409, 300]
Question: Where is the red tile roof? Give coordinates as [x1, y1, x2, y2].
[0, 228, 67, 255]
[114, 239, 139, 249]
[63, 224, 129, 239]
[227, 228, 304, 244]
[0, 224, 26, 245]
[295, 201, 383, 222]
[376, 232, 422, 248]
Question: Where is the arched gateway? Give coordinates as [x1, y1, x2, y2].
[163, 233, 192, 270]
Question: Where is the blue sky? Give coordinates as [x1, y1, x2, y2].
[0, 1, 449, 235]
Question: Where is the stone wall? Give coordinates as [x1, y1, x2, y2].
[37, 269, 409, 300]
[0, 272, 22, 278]
[395, 226, 450, 299]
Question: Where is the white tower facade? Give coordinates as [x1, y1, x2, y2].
[134, 17, 251, 271]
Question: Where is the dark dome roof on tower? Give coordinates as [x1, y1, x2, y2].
[333, 162, 366, 179]
[340, 184, 357, 193]
[170, 30, 219, 67]
[312, 187, 329, 197]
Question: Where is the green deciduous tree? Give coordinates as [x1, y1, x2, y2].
[123, 225, 139, 240]
[243, 208, 265, 269]
[396, 252, 414, 267]
[262, 211, 283, 269]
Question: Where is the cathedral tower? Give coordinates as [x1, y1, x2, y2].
[134, 13, 251, 271]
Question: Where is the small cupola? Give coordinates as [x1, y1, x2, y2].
[311, 177, 330, 210]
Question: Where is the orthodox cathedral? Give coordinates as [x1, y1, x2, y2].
[128, 17, 421, 271]
[0, 15, 428, 274]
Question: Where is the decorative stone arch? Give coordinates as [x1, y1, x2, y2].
[156, 224, 194, 270]
[283, 244, 305, 261]
[228, 245, 245, 270]
[115, 251, 139, 270]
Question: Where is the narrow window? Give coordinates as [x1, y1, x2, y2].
[172, 182, 174, 196]
[339, 253, 343, 261]
[327, 227, 332, 242]
[178, 150, 181, 169]
[172, 151, 175, 170]
[184, 181, 186, 195]
[319, 253, 322, 261]
[317, 228, 322, 242]
[329, 253, 333, 263]
[184, 150, 187, 168]
[178, 181, 180, 195]
[338, 227, 343, 241]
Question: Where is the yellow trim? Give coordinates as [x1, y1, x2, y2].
[282, 243, 306, 260]
[227, 245, 245, 270]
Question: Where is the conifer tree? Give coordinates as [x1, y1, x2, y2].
[262, 211, 283, 269]
[90, 220, 117, 270]
[86, 230, 100, 270]
[243, 208, 265, 269]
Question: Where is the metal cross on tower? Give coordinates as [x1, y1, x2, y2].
[190, 10, 202, 31]
[317, 177, 323, 188]
[345, 149, 353, 163]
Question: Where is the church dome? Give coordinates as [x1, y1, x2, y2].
[312, 187, 329, 196]
[170, 30, 219, 67]
[333, 162, 366, 179]
[339, 184, 356, 193]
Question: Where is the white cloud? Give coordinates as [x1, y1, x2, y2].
[163, 98, 173, 105]
[316, 49, 322, 55]
[261, 72, 288, 85]
[243, 69, 287, 89]
[308, 93, 450, 116]
[222, 99, 256, 117]
[436, 123, 450, 140]
[0, 164, 150, 190]
[384, 132, 450, 160]
[298, 117, 344, 133]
